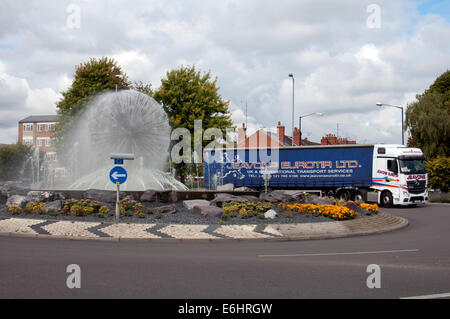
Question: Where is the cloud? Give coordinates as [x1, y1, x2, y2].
[0, 0, 449, 147]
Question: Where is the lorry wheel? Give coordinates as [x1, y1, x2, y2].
[351, 191, 364, 202]
[338, 190, 350, 202]
[381, 191, 393, 208]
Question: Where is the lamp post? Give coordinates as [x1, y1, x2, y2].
[288, 74, 294, 146]
[376, 102, 404, 145]
[298, 112, 323, 146]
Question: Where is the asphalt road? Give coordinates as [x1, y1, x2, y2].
[0, 203, 449, 299]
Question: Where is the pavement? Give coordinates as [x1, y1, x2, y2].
[0, 210, 408, 241]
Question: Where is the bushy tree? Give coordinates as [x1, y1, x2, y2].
[152, 65, 234, 182]
[426, 157, 450, 192]
[54, 57, 130, 150]
[0, 143, 33, 181]
[406, 70, 450, 159]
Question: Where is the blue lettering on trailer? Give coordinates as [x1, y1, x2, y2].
[203, 146, 373, 189]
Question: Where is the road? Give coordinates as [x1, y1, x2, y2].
[0, 203, 449, 299]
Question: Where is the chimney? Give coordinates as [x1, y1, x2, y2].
[238, 123, 247, 146]
[277, 121, 285, 145]
[293, 127, 301, 146]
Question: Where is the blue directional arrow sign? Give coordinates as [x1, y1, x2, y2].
[109, 166, 127, 184]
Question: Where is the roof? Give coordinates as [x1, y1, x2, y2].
[19, 115, 57, 123]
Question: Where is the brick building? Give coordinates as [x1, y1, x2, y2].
[237, 121, 320, 147]
[18, 115, 66, 181]
[320, 134, 356, 145]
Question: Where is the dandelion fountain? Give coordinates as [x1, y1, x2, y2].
[60, 90, 187, 191]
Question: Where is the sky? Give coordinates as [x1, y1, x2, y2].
[0, 0, 449, 145]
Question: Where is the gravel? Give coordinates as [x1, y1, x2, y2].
[0, 201, 373, 225]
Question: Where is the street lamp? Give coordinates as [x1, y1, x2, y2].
[288, 74, 294, 146]
[376, 102, 404, 145]
[298, 112, 323, 145]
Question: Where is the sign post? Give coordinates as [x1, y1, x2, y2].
[109, 153, 134, 223]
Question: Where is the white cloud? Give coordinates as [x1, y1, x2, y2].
[0, 0, 448, 147]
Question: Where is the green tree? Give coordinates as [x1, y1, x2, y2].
[0, 143, 33, 181]
[406, 70, 450, 159]
[54, 57, 131, 151]
[152, 65, 234, 183]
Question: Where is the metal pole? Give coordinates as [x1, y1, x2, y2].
[299, 116, 302, 146]
[401, 107, 404, 145]
[292, 77, 295, 146]
[115, 182, 120, 223]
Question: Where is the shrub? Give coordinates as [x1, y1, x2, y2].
[98, 205, 110, 218]
[70, 204, 85, 217]
[8, 205, 21, 215]
[23, 202, 45, 215]
[154, 212, 162, 219]
[426, 157, 450, 192]
[223, 201, 273, 219]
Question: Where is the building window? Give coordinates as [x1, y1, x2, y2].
[46, 139, 51, 147]
[23, 124, 33, 132]
[38, 139, 43, 147]
[23, 138, 33, 145]
[46, 124, 52, 131]
[38, 124, 43, 132]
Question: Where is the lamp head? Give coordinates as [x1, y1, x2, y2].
[288, 73, 293, 78]
[376, 102, 383, 107]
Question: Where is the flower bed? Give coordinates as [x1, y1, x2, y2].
[278, 203, 358, 220]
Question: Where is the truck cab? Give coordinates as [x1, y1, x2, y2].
[371, 144, 428, 207]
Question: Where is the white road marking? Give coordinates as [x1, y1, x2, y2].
[400, 292, 450, 299]
[258, 249, 419, 258]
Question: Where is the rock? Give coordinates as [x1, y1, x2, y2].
[344, 202, 370, 215]
[216, 183, 234, 191]
[0, 190, 8, 204]
[240, 195, 261, 203]
[280, 190, 306, 203]
[193, 205, 224, 218]
[152, 204, 177, 214]
[210, 193, 246, 207]
[183, 199, 211, 211]
[264, 209, 278, 219]
[6, 195, 28, 208]
[140, 190, 172, 203]
[26, 191, 65, 203]
[259, 190, 290, 203]
[307, 195, 336, 205]
[84, 189, 117, 203]
[42, 200, 62, 214]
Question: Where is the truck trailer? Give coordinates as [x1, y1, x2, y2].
[203, 144, 428, 207]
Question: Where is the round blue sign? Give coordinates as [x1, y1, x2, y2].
[109, 166, 127, 184]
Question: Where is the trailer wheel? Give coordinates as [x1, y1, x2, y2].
[337, 190, 350, 202]
[351, 191, 364, 202]
[381, 191, 393, 208]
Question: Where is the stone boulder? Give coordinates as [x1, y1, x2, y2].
[193, 205, 224, 218]
[183, 199, 211, 211]
[26, 191, 65, 203]
[42, 200, 63, 214]
[140, 190, 172, 203]
[6, 195, 28, 208]
[259, 190, 290, 203]
[306, 195, 336, 205]
[345, 202, 370, 216]
[210, 193, 247, 207]
[84, 189, 117, 203]
[0, 190, 8, 204]
[264, 209, 278, 219]
[152, 204, 177, 214]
